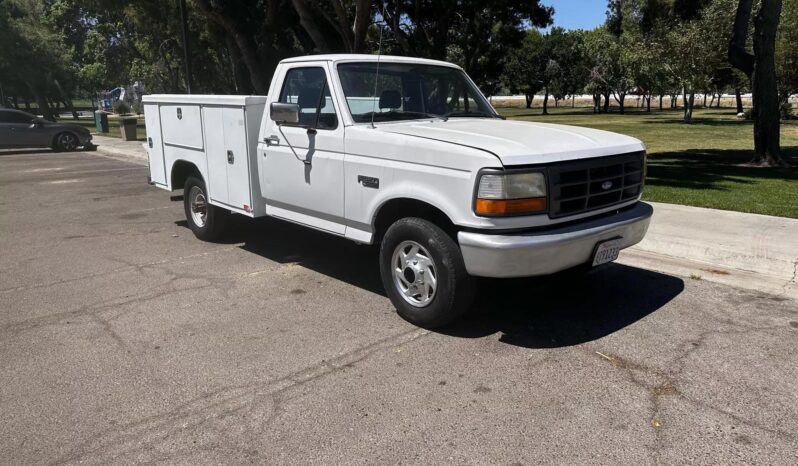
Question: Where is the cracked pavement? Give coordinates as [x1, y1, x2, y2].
[1, 149, 797, 465]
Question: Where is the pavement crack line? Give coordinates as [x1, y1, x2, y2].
[49, 327, 430, 465]
[782, 256, 798, 294]
[588, 321, 797, 460]
[0, 247, 240, 294]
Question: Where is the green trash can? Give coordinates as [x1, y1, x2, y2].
[94, 111, 109, 133]
[119, 117, 138, 141]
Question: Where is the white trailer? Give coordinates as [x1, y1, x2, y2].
[142, 94, 267, 217]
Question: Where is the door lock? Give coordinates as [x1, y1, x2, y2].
[227, 150, 234, 164]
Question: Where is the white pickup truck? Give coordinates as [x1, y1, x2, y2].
[143, 54, 652, 328]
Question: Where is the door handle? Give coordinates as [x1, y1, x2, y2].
[264, 135, 280, 146]
[227, 150, 234, 164]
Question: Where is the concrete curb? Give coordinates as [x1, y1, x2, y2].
[87, 141, 798, 299]
[621, 202, 798, 299]
[92, 135, 148, 166]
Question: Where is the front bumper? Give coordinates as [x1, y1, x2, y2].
[457, 202, 653, 278]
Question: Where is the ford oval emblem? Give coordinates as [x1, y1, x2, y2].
[601, 181, 613, 190]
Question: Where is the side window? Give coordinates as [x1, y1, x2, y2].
[0, 111, 33, 124]
[278, 67, 338, 130]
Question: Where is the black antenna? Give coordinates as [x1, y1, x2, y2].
[370, 2, 386, 129]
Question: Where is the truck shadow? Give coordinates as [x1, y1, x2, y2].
[221, 215, 684, 349]
[444, 266, 684, 348]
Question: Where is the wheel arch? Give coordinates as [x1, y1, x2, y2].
[372, 197, 458, 243]
[170, 159, 202, 191]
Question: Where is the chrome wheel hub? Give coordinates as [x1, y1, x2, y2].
[189, 186, 207, 227]
[392, 240, 437, 307]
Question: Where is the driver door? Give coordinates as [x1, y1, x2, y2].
[259, 65, 346, 235]
[3, 111, 43, 147]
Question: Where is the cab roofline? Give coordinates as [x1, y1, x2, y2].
[278, 54, 461, 69]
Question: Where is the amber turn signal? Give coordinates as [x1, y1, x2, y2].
[474, 197, 547, 216]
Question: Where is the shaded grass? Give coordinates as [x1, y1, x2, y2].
[498, 107, 798, 218]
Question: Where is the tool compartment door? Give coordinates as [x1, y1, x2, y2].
[143, 103, 167, 186]
[222, 107, 252, 211]
[202, 106, 229, 205]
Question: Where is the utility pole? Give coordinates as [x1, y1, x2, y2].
[0, 80, 6, 107]
[178, 0, 193, 93]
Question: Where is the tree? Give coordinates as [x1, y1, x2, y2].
[382, 0, 553, 89]
[729, 0, 787, 166]
[0, 0, 79, 120]
[502, 29, 547, 109]
[776, 0, 798, 117]
[290, 0, 373, 53]
[546, 28, 589, 109]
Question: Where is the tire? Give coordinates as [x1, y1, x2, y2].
[379, 217, 475, 328]
[53, 132, 79, 152]
[183, 176, 228, 241]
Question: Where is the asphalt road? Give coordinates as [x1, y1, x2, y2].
[1, 149, 797, 465]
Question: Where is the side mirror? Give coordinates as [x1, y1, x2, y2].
[270, 102, 299, 125]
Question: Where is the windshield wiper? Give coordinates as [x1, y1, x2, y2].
[441, 111, 498, 121]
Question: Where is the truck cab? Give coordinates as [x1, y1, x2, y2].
[143, 54, 653, 328]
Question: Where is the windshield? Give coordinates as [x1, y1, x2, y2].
[337, 62, 498, 123]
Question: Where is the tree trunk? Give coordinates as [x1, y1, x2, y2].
[729, 0, 785, 165]
[53, 79, 79, 120]
[542, 88, 549, 115]
[603, 90, 611, 113]
[646, 93, 652, 112]
[572, 95, 576, 108]
[525, 94, 533, 109]
[614, 91, 626, 114]
[593, 93, 600, 113]
[735, 88, 744, 113]
[194, 0, 270, 94]
[12, 95, 19, 109]
[683, 90, 696, 123]
[24, 96, 30, 110]
[659, 94, 664, 110]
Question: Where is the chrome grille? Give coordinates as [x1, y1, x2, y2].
[548, 152, 645, 218]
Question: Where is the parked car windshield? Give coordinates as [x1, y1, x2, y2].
[337, 62, 498, 123]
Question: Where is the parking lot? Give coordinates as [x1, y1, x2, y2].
[1, 149, 797, 464]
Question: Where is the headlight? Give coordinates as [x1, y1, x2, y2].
[475, 171, 547, 216]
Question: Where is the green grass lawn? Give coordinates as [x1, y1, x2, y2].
[498, 107, 798, 218]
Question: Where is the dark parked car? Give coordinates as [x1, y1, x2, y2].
[0, 108, 93, 151]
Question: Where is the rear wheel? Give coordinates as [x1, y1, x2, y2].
[53, 132, 79, 152]
[183, 176, 228, 241]
[379, 217, 475, 328]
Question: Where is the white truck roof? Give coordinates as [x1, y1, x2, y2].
[280, 54, 462, 69]
[142, 95, 268, 106]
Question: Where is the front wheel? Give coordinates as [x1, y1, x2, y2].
[183, 176, 228, 241]
[379, 217, 475, 328]
[53, 132, 79, 152]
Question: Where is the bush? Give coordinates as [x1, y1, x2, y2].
[113, 100, 131, 115]
[132, 101, 143, 115]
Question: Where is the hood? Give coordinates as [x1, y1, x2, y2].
[46, 120, 90, 133]
[378, 118, 645, 166]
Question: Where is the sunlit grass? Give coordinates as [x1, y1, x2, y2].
[498, 106, 798, 218]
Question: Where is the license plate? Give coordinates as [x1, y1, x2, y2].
[592, 238, 622, 266]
